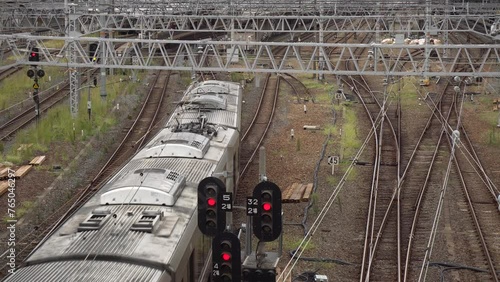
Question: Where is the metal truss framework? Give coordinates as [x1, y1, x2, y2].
[0, 0, 498, 16]
[3, 14, 499, 37]
[0, 1, 498, 37]
[1, 35, 499, 77]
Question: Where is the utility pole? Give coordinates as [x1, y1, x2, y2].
[376, 2, 381, 44]
[423, 0, 431, 81]
[443, 0, 449, 58]
[66, 0, 80, 117]
[100, 0, 108, 100]
[318, 2, 324, 80]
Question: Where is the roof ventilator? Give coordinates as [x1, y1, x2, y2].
[130, 210, 162, 233]
[78, 209, 112, 232]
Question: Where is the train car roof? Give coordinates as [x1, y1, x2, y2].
[4, 80, 241, 282]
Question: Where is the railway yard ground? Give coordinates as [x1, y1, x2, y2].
[1, 62, 500, 281]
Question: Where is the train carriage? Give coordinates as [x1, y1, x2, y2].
[4, 80, 242, 282]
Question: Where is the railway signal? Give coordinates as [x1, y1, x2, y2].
[197, 177, 226, 236]
[27, 69, 35, 78]
[89, 42, 98, 62]
[27, 68, 45, 79]
[28, 47, 40, 65]
[37, 69, 45, 78]
[242, 267, 276, 282]
[252, 181, 282, 242]
[212, 232, 241, 282]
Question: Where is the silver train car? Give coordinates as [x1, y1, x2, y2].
[4, 80, 242, 282]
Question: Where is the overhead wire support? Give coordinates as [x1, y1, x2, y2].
[66, 0, 80, 117]
[423, 0, 431, 81]
[100, 0, 109, 100]
[1, 35, 499, 77]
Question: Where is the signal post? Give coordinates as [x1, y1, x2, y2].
[26, 46, 45, 121]
[243, 180, 282, 282]
[196, 147, 283, 282]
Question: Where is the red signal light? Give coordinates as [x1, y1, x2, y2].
[221, 252, 231, 261]
[207, 197, 216, 207]
[262, 202, 272, 211]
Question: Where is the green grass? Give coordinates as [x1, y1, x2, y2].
[479, 111, 500, 146]
[315, 91, 332, 103]
[2, 201, 35, 222]
[282, 235, 316, 251]
[459, 91, 500, 146]
[341, 106, 361, 157]
[230, 72, 246, 82]
[298, 76, 332, 91]
[0, 66, 67, 110]
[1, 75, 138, 165]
[395, 77, 420, 107]
[15, 201, 35, 219]
[180, 71, 195, 85]
[322, 124, 338, 137]
[43, 40, 65, 49]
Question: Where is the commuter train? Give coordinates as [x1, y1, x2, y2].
[4, 80, 242, 282]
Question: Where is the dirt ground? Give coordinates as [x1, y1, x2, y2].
[239, 74, 500, 281]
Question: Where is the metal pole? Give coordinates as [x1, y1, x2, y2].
[33, 74, 40, 122]
[87, 83, 92, 121]
[226, 147, 234, 230]
[66, 1, 79, 117]
[444, 0, 449, 58]
[100, 0, 107, 100]
[245, 214, 252, 257]
[423, 0, 431, 79]
[259, 147, 267, 182]
[318, 2, 324, 80]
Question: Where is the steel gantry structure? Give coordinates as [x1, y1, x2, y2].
[0, 1, 499, 36]
[0, 0, 499, 116]
[2, 35, 498, 76]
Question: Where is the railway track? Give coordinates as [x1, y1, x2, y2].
[281, 73, 313, 103]
[0, 66, 20, 81]
[0, 73, 94, 141]
[0, 69, 172, 271]
[0, 38, 138, 141]
[449, 115, 500, 281]
[345, 39, 403, 281]
[400, 78, 464, 281]
[236, 74, 279, 202]
[235, 31, 317, 202]
[0, 68, 112, 141]
[350, 29, 500, 281]
[336, 30, 402, 281]
[402, 75, 500, 282]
